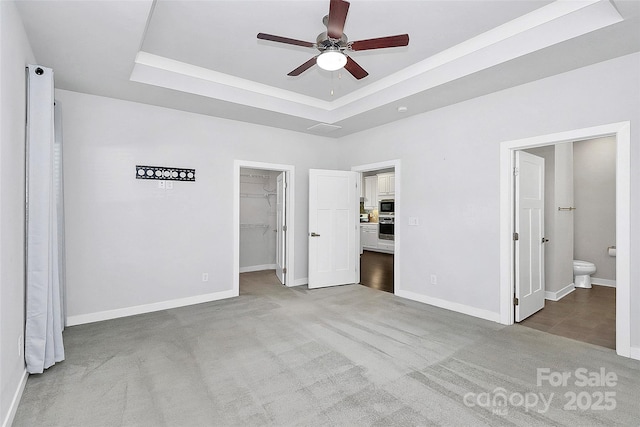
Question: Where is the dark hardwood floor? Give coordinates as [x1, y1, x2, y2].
[519, 285, 616, 349]
[360, 250, 394, 293]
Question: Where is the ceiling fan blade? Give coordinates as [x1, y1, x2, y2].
[327, 0, 350, 39]
[344, 56, 368, 80]
[350, 34, 409, 51]
[287, 56, 319, 76]
[257, 33, 315, 48]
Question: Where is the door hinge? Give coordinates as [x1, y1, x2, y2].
[513, 167, 519, 176]
[282, 225, 287, 232]
[513, 296, 519, 306]
[513, 232, 519, 241]
[283, 267, 287, 274]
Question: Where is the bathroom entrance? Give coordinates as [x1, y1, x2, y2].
[499, 122, 631, 357]
[518, 137, 617, 349]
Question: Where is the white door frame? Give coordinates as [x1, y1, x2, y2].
[499, 122, 631, 358]
[352, 159, 401, 295]
[233, 160, 295, 295]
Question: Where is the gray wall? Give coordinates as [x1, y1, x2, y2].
[0, 1, 36, 422]
[574, 137, 617, 282]
[337, 53, 640, 347]
[553, 143, 575, 293]
[57, 89, 340, 320]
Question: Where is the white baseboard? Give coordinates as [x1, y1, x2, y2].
[239, 264, 276, 273]
[2, 369, 28, 427]
[629, 346, 640, 361]
[592, 278, 616, 288]
[66, 289, 237, 326]
[291, 277, 308, 287]
[545, 283, 575, 301]
[395, 289, 501, 323]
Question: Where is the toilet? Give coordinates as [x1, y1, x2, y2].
[573, 260, 596, 289]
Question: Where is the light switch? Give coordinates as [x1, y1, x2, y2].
[166, 181, 173, 189]
[158, 181, 165, 189]
[409, 217, 419, 226]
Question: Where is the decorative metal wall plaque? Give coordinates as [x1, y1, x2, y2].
[135, 165, 195, 182]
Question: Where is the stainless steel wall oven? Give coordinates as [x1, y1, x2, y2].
[379, 216, 394, 240]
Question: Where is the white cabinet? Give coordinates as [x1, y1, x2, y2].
[361, 224, 378, 249]
[377, 172, 395, 196]
[360, 224, 395, 253]
[363, 176, 378, 210]
[377, 240, 395, 253]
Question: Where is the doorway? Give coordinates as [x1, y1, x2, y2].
[499, 122, 631, 358]
[233, 161, 295, 296]
[516, 137, 617, 349]
[238, 168, 282, 279]
[352, 160, 401, 295]
[360, 168, 395, 293]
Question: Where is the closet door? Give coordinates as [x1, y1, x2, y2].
[275, 172, 287, 284]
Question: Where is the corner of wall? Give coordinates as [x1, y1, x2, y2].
[1, 1, 36, 423]
[1, 369, 27, 427]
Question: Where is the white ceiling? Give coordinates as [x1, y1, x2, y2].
[15, 0, 640, 137]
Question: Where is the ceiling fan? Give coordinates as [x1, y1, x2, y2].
[257, 0, 409, 80]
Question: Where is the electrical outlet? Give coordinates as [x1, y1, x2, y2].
[166, 181, 173, 190]
[202, 273, 209, 282]
[430, 274, 437, 285]
[18, 334, 23, 357]
[158, 181, 165, 189]
[408, 217, 419, 226]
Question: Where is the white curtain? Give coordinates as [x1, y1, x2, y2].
[25, 64, 65, 374]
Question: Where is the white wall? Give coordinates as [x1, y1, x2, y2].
[574, 136, 616, 281]
[337, 53, 640, 348]
[0, 1, 35, 424]
[57, 89, 339, 321]
[239, 168, 278, 270]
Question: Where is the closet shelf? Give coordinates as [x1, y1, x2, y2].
[240, 223, 271, 235]
[240, 173, 270, 179]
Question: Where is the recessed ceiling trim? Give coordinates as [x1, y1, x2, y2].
[330, 0, 609, 109]
[328, 0, 623, 122]
[130, 0, 622, 127]
[131, 52, 334, 122]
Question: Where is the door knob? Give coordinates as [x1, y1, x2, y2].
[310, 232, 321, 237]
[542, 237, 549, 243]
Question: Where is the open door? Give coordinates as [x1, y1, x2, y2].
[515, 151, 546, 321]
[275, 172, 286, 284]
[308, 169, 358, 289]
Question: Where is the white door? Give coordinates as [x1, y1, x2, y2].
[308, 169, 358, 289]
[275, 172, 286, 285]
[515, 151, 546, 321]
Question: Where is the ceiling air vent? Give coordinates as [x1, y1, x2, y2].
[307, 123, 342, 134]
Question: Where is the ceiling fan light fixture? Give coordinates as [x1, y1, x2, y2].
[316, 49, 347, 71]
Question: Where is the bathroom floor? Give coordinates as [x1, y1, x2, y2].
[519, 285, 616, 349]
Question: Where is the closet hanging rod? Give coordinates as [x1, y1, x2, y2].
[558, 207, 576, 211]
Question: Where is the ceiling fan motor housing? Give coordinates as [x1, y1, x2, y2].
[316, 31, 349, 52]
